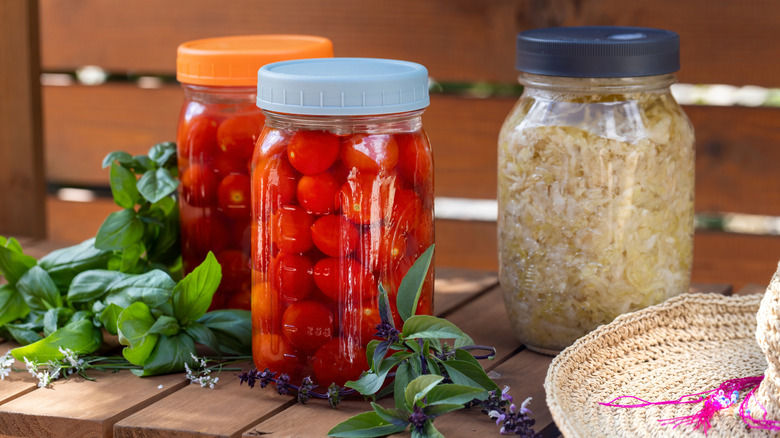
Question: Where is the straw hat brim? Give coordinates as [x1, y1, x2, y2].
[544, 292, 772, 438]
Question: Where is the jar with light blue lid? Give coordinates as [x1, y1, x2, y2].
[250, 58, 435, 388]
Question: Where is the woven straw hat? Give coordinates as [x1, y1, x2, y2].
[545, 261, 780, 437]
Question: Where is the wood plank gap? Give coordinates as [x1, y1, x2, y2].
[231, 399, 299, 438]
[100, 378, 191, 437]
[435, 283, 500, 319]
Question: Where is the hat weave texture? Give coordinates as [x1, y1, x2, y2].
[545, 291, 771, 437]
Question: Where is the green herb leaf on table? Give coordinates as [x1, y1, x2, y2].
[117, 301, 159, 366]
[38, 238, 111, 293]
[110, 161, 140, 209]
[16, 266, 63, 311]
[0, 237, 37, 285]
[0, 284, 30, 327]
[137, 168, 179, 204]
[11, 319, 102, 362]
[95, 209, 145, 251]
[395, 245, 434, 322]
[172, 251, 221, 326]
[131, 333, 197, 377]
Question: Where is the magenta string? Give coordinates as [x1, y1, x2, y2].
[601, 376, 780, 434]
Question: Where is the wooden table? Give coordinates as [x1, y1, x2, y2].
[0, 258, 758, 437]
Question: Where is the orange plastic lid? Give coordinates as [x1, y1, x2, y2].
[176, 35, 333, 86]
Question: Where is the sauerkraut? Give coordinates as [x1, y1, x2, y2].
[498, 90, 695, 352]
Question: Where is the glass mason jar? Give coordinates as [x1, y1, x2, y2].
[498, 27, 695, 353]
[175, 35, 332, 310]
[251, 58, 434, 386]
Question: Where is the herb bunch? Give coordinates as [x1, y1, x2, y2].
[240, 246, 540, 437]
[0, 143, 252, 378]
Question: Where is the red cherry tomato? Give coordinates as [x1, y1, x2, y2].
[226, 287, 251, 311]
[341, 299, 382, 344]
[251, 274, 281, 333]
[179, 113, 220, 160]
[389, 188, 423, 233]
[274, 252, 314, 301]
[252, 155, 298, 215]
[217, 114, 263, 162]
[382, 255, 434, 322]
[282, 300, 335, 352]
[312, 258, 377, 303]
[338, 173, 398, 225]
[213, 154, 247, 178]
[287, 130, 340, 175]
[179, 206, 229, 266]
[180, 163, 218, 206]
[341, 134, 399, 173]
[310, 215, 359, 258]
[215, 249, 250, 292]
[396, 132, 432, 188]
[252, 333, 303, 381]
[250, 220, 275, 271]
[217, 174, 251, 219]
[272, 205, 314, 254]
[311, 338, 369, 386]
[356, 226, 408, 272]
[296, 172, 340, 215]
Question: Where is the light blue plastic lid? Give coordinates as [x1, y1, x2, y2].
[256, 58, 429, 116]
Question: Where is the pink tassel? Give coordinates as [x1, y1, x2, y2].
[600, 376, 780, 435]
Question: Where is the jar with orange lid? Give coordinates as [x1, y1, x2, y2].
[176, 35, 333, 310]
[251, 58, 434, 387]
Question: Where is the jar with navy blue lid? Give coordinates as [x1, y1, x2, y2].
[498, 27, 695, 353]
[250, 58, 434, 386]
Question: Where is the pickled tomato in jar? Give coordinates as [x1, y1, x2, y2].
[251, 58, 434, 386]
[175, 35, 332, 310]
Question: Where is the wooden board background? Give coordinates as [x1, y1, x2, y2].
[10, 0, 780, 287]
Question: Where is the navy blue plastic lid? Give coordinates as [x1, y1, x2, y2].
[515, 26, 680, 78]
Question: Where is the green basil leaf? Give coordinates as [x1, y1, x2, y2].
[0, 284, 30, 326]
[377, 283, 395, 329]
[95, 209, 145, 251]
[38, 238, 111, 293]
[422, 403, 466, 419]
[16, 265, 63, 311]
[4, 324, 43, 345]
[105, 269, 176, 309]
[402, 315, 473, 346]
[43, 307, 74, 337]
[11, 319, 102, 362]
[172, 252, 221, 326]
[132, 155, 154, 172]
[110, 161, 140, 209]
[131, 333, 196, 377]
[196, 309, 251, 355]
[102, 151, 134, 169]
[393, 360, 416, 410]
[420, 420, 444, 438]
[68, 269, 127, 303]
[99, 303, 124, 335]
[396, 244, 434, 322]
[404, 374, 444, 409]
[0, 239, 37, 285]
[149, 315, 180, 336]
[148, 142, 177, 168]
[68, 310, 93, 325]
[117, 301, 159, 365]
[119, 242, 145, 273]
[137, 168, 179, 204]
[327, 411, 408, 438]
[184, 322, 220, 353]
[424, 383, 487, 407]
[370, 403, 409, 427]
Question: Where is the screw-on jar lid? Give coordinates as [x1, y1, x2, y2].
[177, 35, 333, 87]
[515, 26, 680, 78]
[256, 58, 429, 116]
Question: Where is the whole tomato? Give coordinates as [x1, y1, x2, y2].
[287, 130, 340, 175]
[281, 300, 335, 352]
[310, 215, 359, 258]
[274, 252, 314, 302]
[297, 171, 340, 215]
[341, 299, 382, 344]
[251, 275, 281, 333]
[252, 333, 304, 382]
[180, 163, 219, 206]
[271, 205, 314, 254]
[340, 134, 399, 173]
[312, 257, 377, 304]
[217, 174, 251, 219]
[338, 173, 398, 225]
[252, 155, 298, 215]
[217, 113, 263, 163]
[179, 112, 220, 161]
[311, 338, 368, 386]
[396, 132, 432, 188]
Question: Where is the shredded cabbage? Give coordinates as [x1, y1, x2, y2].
[498, 90, 695, 352]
